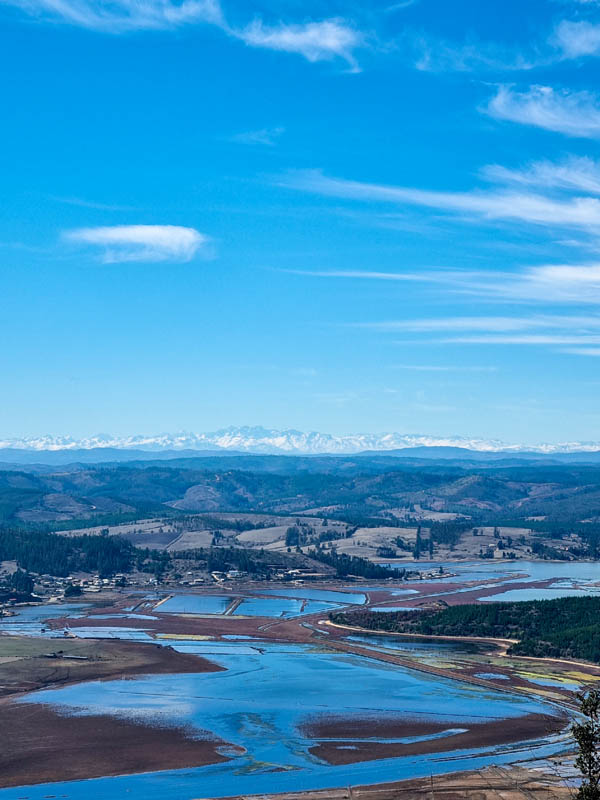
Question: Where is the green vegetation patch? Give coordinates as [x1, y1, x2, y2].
[332, 596, 600, 664]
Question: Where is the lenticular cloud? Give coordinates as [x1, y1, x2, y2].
[64, 224, 207, 262]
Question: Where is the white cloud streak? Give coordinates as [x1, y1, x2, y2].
[290, 263, 600, 304]
[412, 16, 600, 74]
[286, 268, 442, 282]
[440, 334, 600, 345]
[414, 37, 541, 73]
[229, 126, 284, 146]
[481, 156, 600, 195]
[552, 20, 600, 59]
[485, 85, 600, 138]
[63, 224, 207, 262]
[1, 0, 364, 67]
[293, 265, 600, 355]
[357, 314, 600, 355]
[235, 18, 363, 69]
[6, 0, 223, 32]
[560, 347, 600, 355]
[281, 169, 600, 231]
[354, 315, 600, 332]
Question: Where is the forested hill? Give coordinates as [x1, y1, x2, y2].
[331, 596, 600, 663]
[0, 525, 333, 581]
[3, 461, 600, 527]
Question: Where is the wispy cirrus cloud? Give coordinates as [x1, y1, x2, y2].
[552, 19, 600, 59]
[439, 334, 600, 345]
[289, 263, 600, 304]
[63, 224, 207, 262]
[228, 126, 284, 146]
[51, 195, 139, 211]
[412, 16, 600, 74]
[297, 266, 600, 355]
[281, 168, 600, 231]
[350, 307, 600, 357]
[361, 315, 600, 355]
[481, 156, 600, 194]
[385, 0, 419, 11]
[413, 36, 542, 73]
[3, 0, 224, 32]
[235, 18, 363, 70]
[1, 0, 365, 67]
[484, 84, 600, 138]
[353, 314, 600, 332]
[561, 347, 600, 355]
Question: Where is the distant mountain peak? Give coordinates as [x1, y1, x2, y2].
[1, 427, 599, 455]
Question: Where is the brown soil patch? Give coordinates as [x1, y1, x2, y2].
[0, 636, 223, 698]
[301, 715, 462, 739]
[0, 701, 238, 787]
[308, 712, 568, 765]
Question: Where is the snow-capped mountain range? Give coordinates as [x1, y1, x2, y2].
[1, 426, 599, 455]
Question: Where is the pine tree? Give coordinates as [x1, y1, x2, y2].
[573, 690, 600, 799]
[414, 526, 422, 560]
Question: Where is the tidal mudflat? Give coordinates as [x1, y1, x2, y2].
[1, 563, 592, 799]
[1, 640, 568, 799]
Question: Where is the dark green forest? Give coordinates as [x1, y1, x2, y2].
[331, 596, 600, 663]
[0, 526, 135, 577]
[307, 548, 402, 579]
[0, 526, 328, 581]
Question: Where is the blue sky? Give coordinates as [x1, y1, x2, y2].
[2, 0, 600, 444]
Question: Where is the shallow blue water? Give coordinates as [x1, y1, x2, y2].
[0, 603, 89, 636]
[381, 560, 600, 603]
[157, 595, 235, 615]
[481, 585, 600, 602]
[1, 603, 88, 621]
[357, 587, 419, 595]
[234, 596, 337, 617]
[86, 613, 159, 620]
[521, 674, 581, 691]
[7, 641, 568, 800]
[348, 633, 485, 656]
[0, 738, 568, 800]
[393, 560, 600, 584]
[475, 673, 510, 680]
[261, 588, 366, 604]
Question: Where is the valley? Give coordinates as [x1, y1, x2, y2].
[1, 557, 599, 798]
[2, 452, 600, 799]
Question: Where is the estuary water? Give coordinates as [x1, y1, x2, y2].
[389, 559, 600, 601]
[154, 588, 365, 618]
[0, 564, 587, 798]
[3, 640, 568, 800]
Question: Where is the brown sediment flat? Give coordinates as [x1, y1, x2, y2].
[57, 611, 318, 642]
[307, 712, 568, 766]
[301, 715, 464, 740]
[0, 636, 224, 698]
[363, 578, 558, 608]
[439, 578, 558, 605]
[0, 701, 239, 787]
